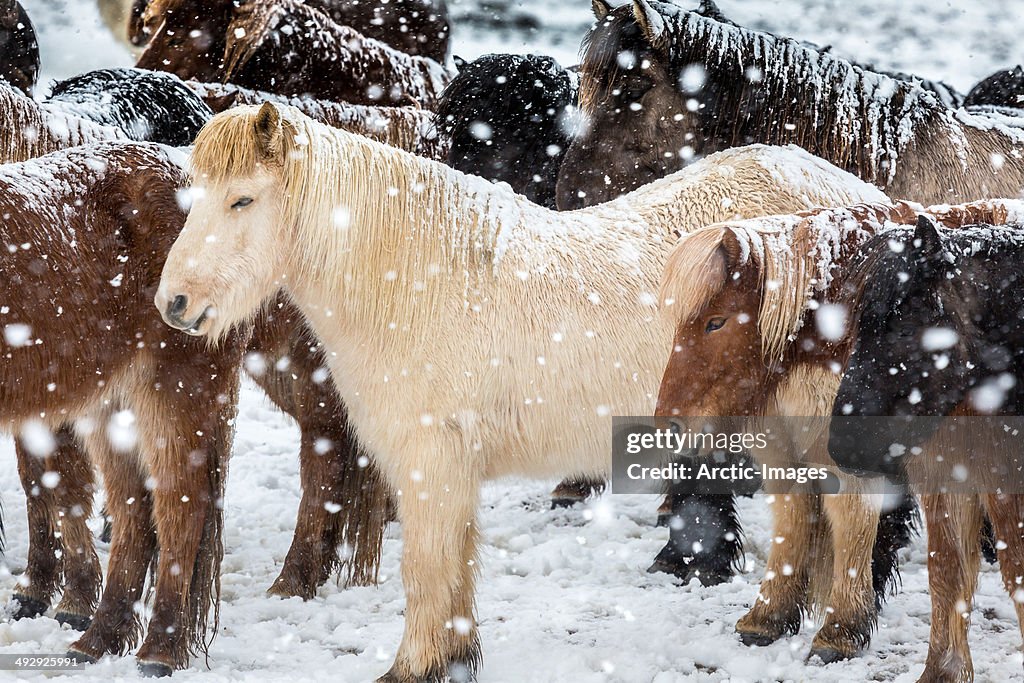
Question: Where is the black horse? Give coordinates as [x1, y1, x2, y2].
[0, 0, 38, 96]
[964, 65, 1024, 108]
[47, 68, 213, 147]
[434, 53, 577, 209]
[828, 215, 1024, 681]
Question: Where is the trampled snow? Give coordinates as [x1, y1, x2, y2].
[3, 1, 1024, 682]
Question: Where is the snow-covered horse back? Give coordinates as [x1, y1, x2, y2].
[157, 102, 887, 682]
[560, 0, 1024, 209]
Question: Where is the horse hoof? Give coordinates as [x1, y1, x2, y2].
[67, 648, 97, 665]
[10, 594, 48, 620]
[55, 611, 92, 631]
[646, 558, 732, 587]
[738, 631, 778, 647]
[138, 660, 174, 677]
[807, 647, 850, 664]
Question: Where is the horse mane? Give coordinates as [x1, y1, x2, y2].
[47, 68, 212, 146]
[661, 202, 921, 361]
[580, 2, 944, 184]
[847, 205, 1024, 329]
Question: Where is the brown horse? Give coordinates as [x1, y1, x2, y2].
[186, 80, 448, 160]
[560, 0, 1024, 209]
[1, 77, 393, 605]
[135, 0, 451, 107]
[1, 141, 245, 675]
[655, 199, 1017, 664]
[131, 0, 450, 62]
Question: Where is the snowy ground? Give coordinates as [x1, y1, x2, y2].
[3, 0, 1024, 681]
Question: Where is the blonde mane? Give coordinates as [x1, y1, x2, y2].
[661, 202, 921, 362]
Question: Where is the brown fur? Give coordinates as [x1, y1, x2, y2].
[562, 1, 1024, 209]
[0, 142, 245, 670]
[185, 80, 448, 160]
[135, 0, 451, 108]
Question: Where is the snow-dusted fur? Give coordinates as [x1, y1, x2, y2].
[156, 103, 888, 682]
[185, 80, 447, 160]
[0, 80, 127, 163]
[573, 0, 1024, 206]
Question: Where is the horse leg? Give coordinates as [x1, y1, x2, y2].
[736, 490, 822, 645]
[68, 424, 155, 663]
[649, 486, 742, 586]
[808, 487, 882, 663]
[49, 426, 103, 630]
[550, 476, 605, 508]
[132, 360, 239, 674]
[378, 459, 480, 683]
[983, 494, 1024, 658]
[12, 435, 62, 620]
[918, 493, 981, 683]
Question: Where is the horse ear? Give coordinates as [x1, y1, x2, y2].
[592, 0, 613, 21]
[913, 214, 944, 259]
[632, 0, 668, 53]
[254, 101, 283, 160]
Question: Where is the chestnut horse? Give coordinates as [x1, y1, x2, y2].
[135, 0, 451, 107]
[830, 208, 1024, 681]
[155, 102, 888, 681]
[0, 0, 38, 95]
[1, 142, 245, 675]
[655, 199, 1020, 663]
[0, 75, 394, 606]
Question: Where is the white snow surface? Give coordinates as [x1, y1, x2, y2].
[4, 1, 1024, 682]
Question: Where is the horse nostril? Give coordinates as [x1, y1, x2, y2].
[167, 294, 188, 319]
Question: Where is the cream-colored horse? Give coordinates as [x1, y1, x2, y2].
[156, 102, 887, 682]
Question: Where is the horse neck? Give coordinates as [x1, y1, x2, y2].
[285, 127, 525, 338]
[683, 13, 940, 184]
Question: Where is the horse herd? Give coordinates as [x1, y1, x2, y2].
[2, 0, 1024, 680]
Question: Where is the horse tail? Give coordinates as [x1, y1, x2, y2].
[964, 65, 1024, 108]
[434, 53, 578, 209]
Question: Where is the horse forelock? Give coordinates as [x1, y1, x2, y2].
[189, 106, 292, 185]
[578, 8, 644, 113]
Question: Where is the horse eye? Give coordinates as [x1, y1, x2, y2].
[231, 197, 254, 210]
[705, 317, 727, 333]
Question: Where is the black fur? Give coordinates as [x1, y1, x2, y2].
[964, 65, 1024, 108]
[870, 492, 919, 608]
[0, 0, 38, 96]
[47, 68, 212, 146]
[434, 53, 577, 209]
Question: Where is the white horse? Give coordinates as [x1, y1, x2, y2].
[156, 102, 887, 682]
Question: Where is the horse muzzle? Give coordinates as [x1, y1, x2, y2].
[157, 292, 213, 335]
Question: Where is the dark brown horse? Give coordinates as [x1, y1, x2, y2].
[560, 0, 1024, 209]
[0, 0, 38, 95]
[131, 0, 450, 61]
[1, 142, 244, 675]
[135, 0, 451, 107]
